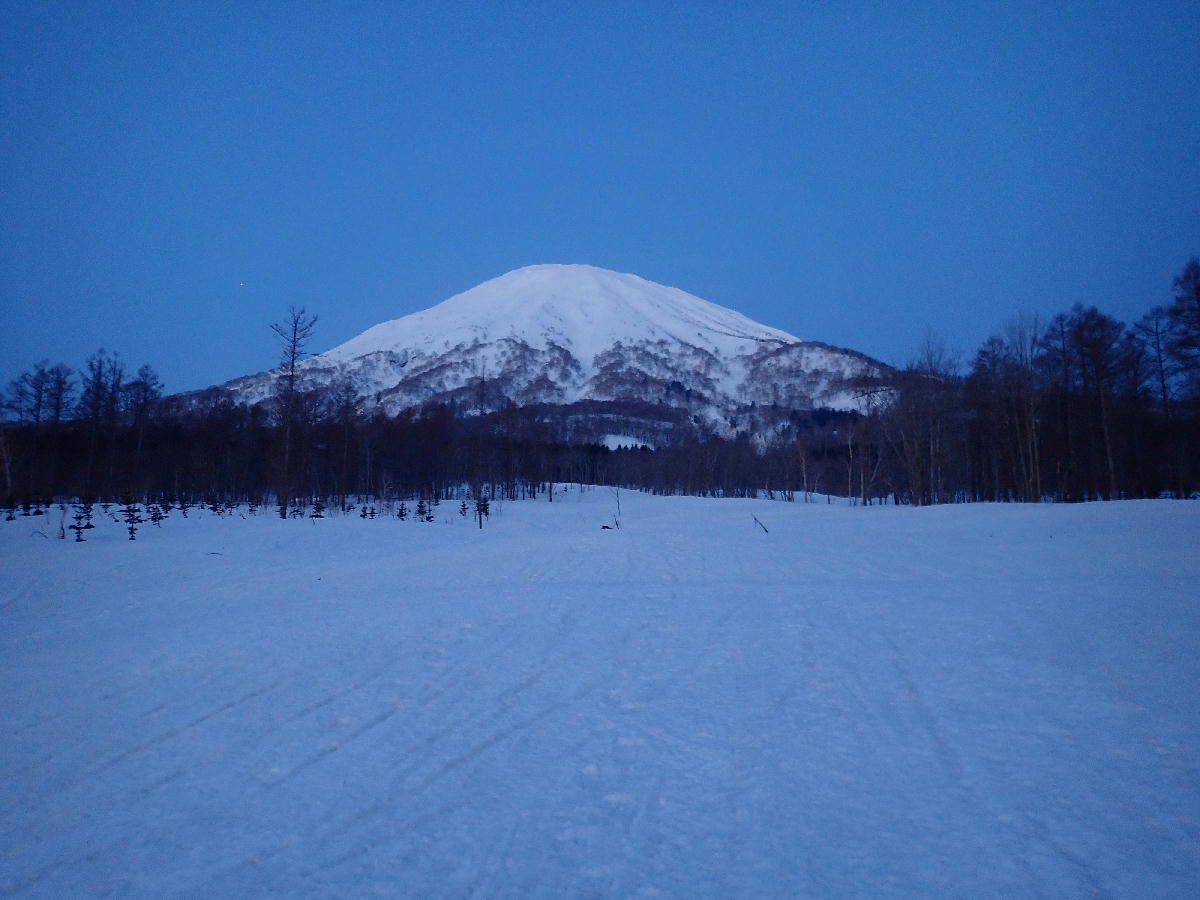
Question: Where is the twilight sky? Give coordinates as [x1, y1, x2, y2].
[3, 1, 1198, 393]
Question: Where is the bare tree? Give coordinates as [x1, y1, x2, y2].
[1068, 306, 1133, 499]
[45, 364, 74, 425]
[1135, 306, 1176, 420]
[7, 361, 50, 424]
[271, 306, 318, 517]
[271, 306, 318, 398]
[122, 364, 163, 479]
[77, 350, 124, 498]
[1167, 258, 1200, 398]
[321, 375, 358, 510]
[880, 332, 962, 505]
[966, 317, 1043, 501]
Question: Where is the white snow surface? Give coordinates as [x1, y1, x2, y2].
[321, 264, 800, 368]
[3, 494, 1198, 897]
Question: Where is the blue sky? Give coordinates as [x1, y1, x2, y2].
[3, 0, 1197, 393]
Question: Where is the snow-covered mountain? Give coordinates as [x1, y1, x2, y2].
[217, 264, 888, 438]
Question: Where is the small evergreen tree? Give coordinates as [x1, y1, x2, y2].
[474, 494, 490, 529]
[120, 498, 143, 541]
[311, 498, 326, 520]
[70, 503, 88, 541]
[415, 498, 428, 521]
[396, 501, 408, 521]
[147, 502, 167, 527]
[459, 500, 469, 517]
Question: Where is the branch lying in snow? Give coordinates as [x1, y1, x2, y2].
[753, 516, 769, 534]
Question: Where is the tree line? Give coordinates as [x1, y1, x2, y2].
[868, 258, 1199, 504]
[2, 260, 1197, 512]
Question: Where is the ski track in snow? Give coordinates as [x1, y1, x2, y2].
[1, 492, 1198, 897]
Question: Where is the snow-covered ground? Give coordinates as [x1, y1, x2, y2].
[2, 491, 1198, 897]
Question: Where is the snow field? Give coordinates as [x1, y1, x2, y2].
[2, 491, 1198, 897]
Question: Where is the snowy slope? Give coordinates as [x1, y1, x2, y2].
[324, 264, 799, 369]
[217, 265, 887, 428]
[3, 495, 1199, 897]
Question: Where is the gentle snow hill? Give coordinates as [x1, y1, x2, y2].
[213, 265, 888, 432]
[3, 494, 1198, 897]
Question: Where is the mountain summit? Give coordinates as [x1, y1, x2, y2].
[219, 265, 887, 442]
[322, 264, 799, 368]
